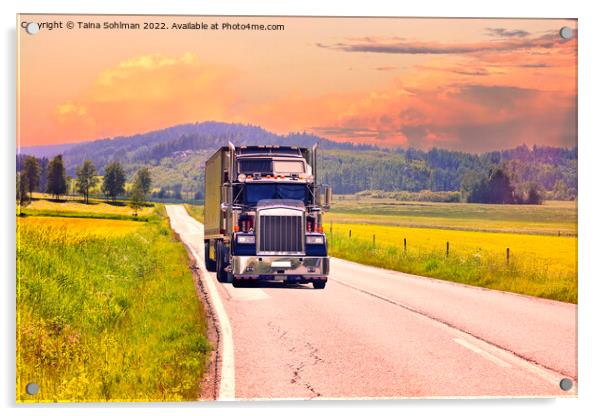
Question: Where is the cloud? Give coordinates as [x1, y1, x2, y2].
[317, 32, 574, 56]
[52, 53, 237, 140]
[375, 66, 397, 71]
[485, 27, 531, 38]
[251, 78, 576, 151]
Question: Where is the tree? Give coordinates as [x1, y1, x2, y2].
[46, 155, 67, 200]
[76, 160, 98, 204]
[16, 172, 31, 213]
[39, 157, 49, 196]
[487, 168, 515, 204]
[525, 182, 544, 205]
[552, 180, 569, 200]
[22, 156, 40, 198]
[102, 161, 126, 202]
[467, 167, 515, 204]
[135, 167, 152, 196]
[129, 182, 145, 216]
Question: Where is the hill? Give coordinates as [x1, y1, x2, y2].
[18, 121, 577, 200]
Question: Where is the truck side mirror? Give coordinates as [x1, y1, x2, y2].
[324, 185, 332, 211]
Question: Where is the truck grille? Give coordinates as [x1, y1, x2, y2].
[258, 215, 304, 253]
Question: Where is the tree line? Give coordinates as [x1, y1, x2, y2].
[17, 155, 152, 214]
[320, 145, 577, 203]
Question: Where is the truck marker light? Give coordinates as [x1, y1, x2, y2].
[234, 225, 240, 232]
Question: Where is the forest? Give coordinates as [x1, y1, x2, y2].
[18, 121, 577, 202]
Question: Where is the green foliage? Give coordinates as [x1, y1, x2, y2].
[129, 182, 146, 217]
[75, 160, 99, 204]
[17, 218, 210, 402]
[135, 167, 152, 196]
[355, 190, 461, 203]
[467, 167, 515, 204]
[46, 155, 67, 199]
[19, 122, 577, 200]
[102, 162, 126, 202]
[17, 172, 31, 212]
[22, 156, 41, 197]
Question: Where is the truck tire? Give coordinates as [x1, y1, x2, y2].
[312, 281, 326, 289]
[204, 240, 216, 272]
[216, 240, 233, 283]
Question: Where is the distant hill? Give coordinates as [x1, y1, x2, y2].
[52, 121, 375, 175]
[19, 121, 577, 200]
[19, 143, 78, 159]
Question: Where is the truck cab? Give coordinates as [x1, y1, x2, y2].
[204, 144, 331, 289]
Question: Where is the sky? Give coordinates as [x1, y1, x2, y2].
[17, 15, 577, 152]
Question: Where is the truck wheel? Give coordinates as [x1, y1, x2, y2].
[216, 240, 233, 283]
[204, 240, 216, 272]
[312, 281, 326, 289]
[232, 279, 243, 288]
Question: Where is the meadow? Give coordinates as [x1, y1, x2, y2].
[16, 201, 210, 402]
[327, 196, 577, 236]
[20, 193, 155, 221]
[325, 196, 577, 303]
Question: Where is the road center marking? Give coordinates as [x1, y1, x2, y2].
[453, 338, 511, 368]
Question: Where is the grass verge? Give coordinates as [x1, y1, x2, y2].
[16, 213, 210, 402]
[329, 224, 577, 303]
[183, 204, 204, 223]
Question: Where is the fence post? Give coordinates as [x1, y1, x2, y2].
[330, 221, 333, 237]
[349, 229, 352, 239]
[404, 238, 407, 253]
[506, 247, 510, 265]
[373, 234, 376, 249]
[446, 241, 449, 257]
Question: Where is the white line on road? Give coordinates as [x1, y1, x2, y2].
[453, 338, 511, 368]
[330, 277, 575, 390]
[166, 205, 236, 400]
[224, 284, 270, 301]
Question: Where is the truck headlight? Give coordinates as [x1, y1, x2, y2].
[306, 235, 324, 245]
[237, 234, 255, 244]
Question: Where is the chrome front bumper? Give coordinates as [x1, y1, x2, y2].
[231, 256, 329, 281]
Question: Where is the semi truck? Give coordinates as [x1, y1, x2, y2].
[203, 143, 331, 289]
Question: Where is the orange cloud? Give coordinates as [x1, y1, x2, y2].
[51, 52, 237, 140]
[27, 27, 576, 153]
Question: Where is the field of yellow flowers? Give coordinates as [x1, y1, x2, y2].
[16, 203, 210, 402]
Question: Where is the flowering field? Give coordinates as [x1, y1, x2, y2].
[16, 207, 210, 402]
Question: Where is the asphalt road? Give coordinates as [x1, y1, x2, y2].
[166, 205, 577, 400]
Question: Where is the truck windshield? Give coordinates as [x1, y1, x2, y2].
[243, 183, 309, 206]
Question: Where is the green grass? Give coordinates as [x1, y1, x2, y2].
[21, 194, 155, 221]
[18, 209, 151, 222]
[16, 208, 210, 402]
[327, 196, 577, 236]
[329, 232, 578, 303]
[183, 204, 204, 223]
